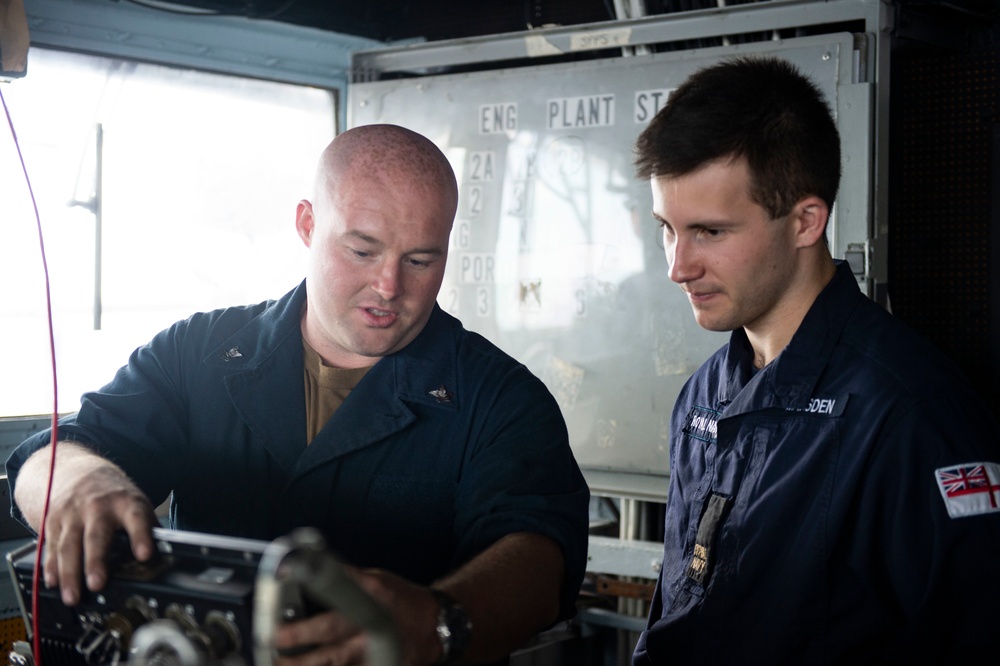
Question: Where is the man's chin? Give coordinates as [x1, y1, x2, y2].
[349, 335, 409, 360]
[692, 312, 736, 333]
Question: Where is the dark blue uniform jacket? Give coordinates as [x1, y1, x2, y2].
[633, 262, 1000, 665]
[7, 281, 590, 616]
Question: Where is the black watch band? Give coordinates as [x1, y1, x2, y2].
[430, 589, 472, 665]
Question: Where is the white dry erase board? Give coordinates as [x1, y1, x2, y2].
[348, 33, 870, 494]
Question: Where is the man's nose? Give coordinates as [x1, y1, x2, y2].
[372, 261, 402, 300]
[665, 234, 699, 284]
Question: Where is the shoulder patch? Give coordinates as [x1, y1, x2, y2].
[934, 462, 1000, 518]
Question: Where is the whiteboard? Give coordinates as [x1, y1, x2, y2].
[348, 34, 861, 490]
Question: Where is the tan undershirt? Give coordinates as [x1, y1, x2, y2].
[302, 339, 373, 444]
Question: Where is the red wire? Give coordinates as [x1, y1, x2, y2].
[1, 84, 58, 666]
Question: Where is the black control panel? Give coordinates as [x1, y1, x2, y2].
[6, 528, 267, 666]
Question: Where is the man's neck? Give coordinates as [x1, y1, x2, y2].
[745, 254, 837, 369]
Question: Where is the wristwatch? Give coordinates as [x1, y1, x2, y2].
[430, 589, 472, 665]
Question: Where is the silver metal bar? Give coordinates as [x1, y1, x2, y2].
[578, 607, 648, 633]
[588, 535, 663, 580]
[583, 470, 668, 503]
[351, 0, 886, 78]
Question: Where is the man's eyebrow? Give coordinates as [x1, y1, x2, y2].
[401, 247, 446, 259]
[651, 211, 673, 227]
[345, 230, 445, 256]
[345, 230, 381, 245]
[653, 212, 737, 229]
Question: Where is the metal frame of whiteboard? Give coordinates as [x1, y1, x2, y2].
[347, 4, 887, 499]
[350, 0, 888, 82]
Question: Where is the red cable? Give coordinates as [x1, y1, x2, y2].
[1, 84, 58, 666]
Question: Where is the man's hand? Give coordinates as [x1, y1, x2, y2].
[13, 442, 157, 606]
[273, 532, 564, 666]
[274, 568, 441, 666]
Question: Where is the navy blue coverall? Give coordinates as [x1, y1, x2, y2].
[634, 262, 1000, 664]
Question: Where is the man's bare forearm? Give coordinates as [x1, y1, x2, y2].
[14, 441, 124, 530]
[435, 532, 565, 665]
[13, 440, 157, 604]
[340, 532, 568, 666]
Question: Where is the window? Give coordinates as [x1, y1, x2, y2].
[1, 48, 335, 417]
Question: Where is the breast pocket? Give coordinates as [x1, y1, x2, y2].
[366, 475, 454, 535]
[359, 474, 457, 581]
[707, 414, 842, 642]
[668, 410, 842, 604]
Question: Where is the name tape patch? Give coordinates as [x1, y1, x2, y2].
[682, 406, 720, 443]
[786, 395, 848, 417]
[935, 462, 1000, 518]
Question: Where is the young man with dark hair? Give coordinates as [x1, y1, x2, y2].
[632, 56, 1000, 664]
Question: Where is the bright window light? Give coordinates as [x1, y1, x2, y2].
[1, 48, 335, 417]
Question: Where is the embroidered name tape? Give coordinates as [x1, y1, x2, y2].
[682, 406, 720, 443]
[786, 395, 848, 416]
[934, 462, 1000, 518]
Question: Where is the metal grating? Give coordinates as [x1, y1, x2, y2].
[888, 45, 999, 412]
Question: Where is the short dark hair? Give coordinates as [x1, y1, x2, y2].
[634, 56, 842, 219]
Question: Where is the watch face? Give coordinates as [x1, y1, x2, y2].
[433, 591, 472, 663]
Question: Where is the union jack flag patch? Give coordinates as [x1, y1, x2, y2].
[934, 462, 1000, 518]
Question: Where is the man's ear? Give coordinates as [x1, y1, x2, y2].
[295, 200, 315, 248]
[792, 195, 830, 249]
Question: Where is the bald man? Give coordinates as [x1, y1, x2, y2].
[8, 125, 590, 666]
